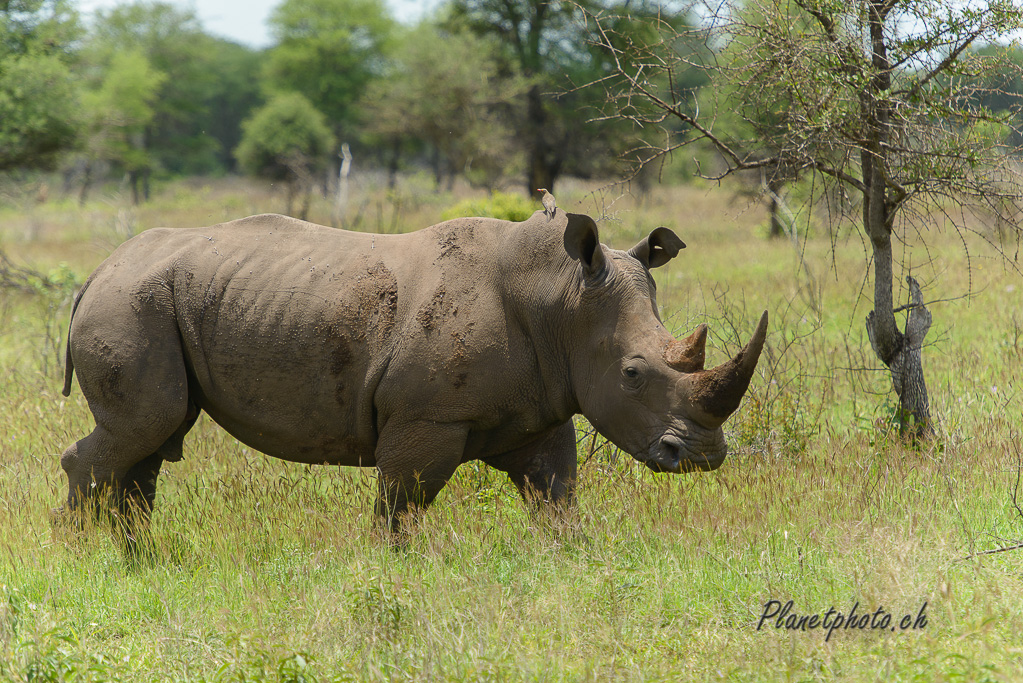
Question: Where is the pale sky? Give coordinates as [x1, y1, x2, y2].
[76, 0, 442, 48]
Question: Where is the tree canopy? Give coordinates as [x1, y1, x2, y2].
[79, 47, 166, 182]
[589, 0, 1023, 436]
[264, 0, 394, 144]
[448, 0, 703, 193]
[235, 92, 335, 217]
[86, 2, 262, 177]
[360, 23, 525, 190]
[2, 0, 1022, 216]
[0, 0, 80, 171]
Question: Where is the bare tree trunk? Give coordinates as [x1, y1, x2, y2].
[863, 218, 935, 440]
[430, 146, 443, 189]
[862, 1, 933, 438]
[128, 171, 140, 206]
[766, 175, 785, 238]
[298, 185, 311, 220]
[285, 181, 296, 216]
[78, 163, 91, 207]
[322, 161, 333, 198]
[524, 85, 560, 194]
[387, 138, 400, 190]
[334, 143, 352, 228]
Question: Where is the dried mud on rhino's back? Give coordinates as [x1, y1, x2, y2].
[336, 261, 399, 345]
[321, 260, 400, 406]
[436, 224, 475, 261]
[416, 284, 456, 332]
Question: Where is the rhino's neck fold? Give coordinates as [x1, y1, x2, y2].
[497, 213, 585, 425]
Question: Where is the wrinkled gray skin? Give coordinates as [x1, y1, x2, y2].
[59, 210, 767, 532]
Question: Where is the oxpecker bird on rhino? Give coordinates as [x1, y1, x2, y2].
[58, 210, 768, 535]
[537, 188, 557, 220]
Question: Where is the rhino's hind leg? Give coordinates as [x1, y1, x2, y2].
[60, 425, 144, 516]
[60, 403, 196, 561]
[59, 303, 194, 558]
[122, 400, 200, 512]
[61, 404, 190, 509]
[115, 401, 200, 557]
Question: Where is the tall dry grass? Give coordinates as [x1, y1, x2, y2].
[0, 175, 1021, 681]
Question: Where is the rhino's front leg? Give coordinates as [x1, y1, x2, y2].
[374, 420, 468, 531]
[485, 420, 578, 509]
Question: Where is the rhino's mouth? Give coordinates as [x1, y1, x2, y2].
[642, 423, 727, 474]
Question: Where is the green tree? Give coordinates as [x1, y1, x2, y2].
[360, 22, 525, 191]
[235, 92, 336, 219]
[264, 0, 394, 145]
[592, 0, 1023, 436]
[79, 48, 166, 204]
[449, 0, 700, 194]
[0, 0, 80, 170]
[86, 2, 262, 183]
[973, 44, 1023, 147]
[685, 1, 810, 237]
[198, 39, 264, 173]
[449, 0, 588, 193]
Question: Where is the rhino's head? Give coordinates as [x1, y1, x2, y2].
[562, 214, 767, 473]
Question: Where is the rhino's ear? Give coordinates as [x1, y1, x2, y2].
[628, 227, 686, 269]
[564, 213, 607, 281]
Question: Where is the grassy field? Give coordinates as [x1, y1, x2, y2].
[1, 175, 1021, 681]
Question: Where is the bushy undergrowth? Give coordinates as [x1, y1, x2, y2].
[440, 190, 536, 222]
[1, 177, 1022, 681]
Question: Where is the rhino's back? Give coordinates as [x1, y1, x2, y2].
[73, 215, 429, 465]
[71, 213, 527, 465]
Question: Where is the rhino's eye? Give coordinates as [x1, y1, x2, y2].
[622, 358, 648, 387]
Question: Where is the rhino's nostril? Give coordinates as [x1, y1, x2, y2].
[644, 434, 683, 473]
[659, 435, 682, 463]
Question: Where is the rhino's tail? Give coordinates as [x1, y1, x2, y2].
[61, 277, 92, 397]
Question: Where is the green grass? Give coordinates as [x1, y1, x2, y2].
[1, 176, 1022, 681]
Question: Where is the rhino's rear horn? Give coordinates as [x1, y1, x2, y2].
[688, 311, 768, 427]
[665, 324, 708, 373]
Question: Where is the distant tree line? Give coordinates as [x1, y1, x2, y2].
[2, 0, 1022, 207]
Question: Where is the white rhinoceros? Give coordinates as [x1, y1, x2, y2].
[59, 210, 767, 531]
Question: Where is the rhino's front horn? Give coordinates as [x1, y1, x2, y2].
[684, 311, 769, 429]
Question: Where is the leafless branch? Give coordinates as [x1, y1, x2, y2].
[958, 541, 1023, 561]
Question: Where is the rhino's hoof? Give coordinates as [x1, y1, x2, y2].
[50, 505, 88, 533]
[49, 506, 67, 526]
